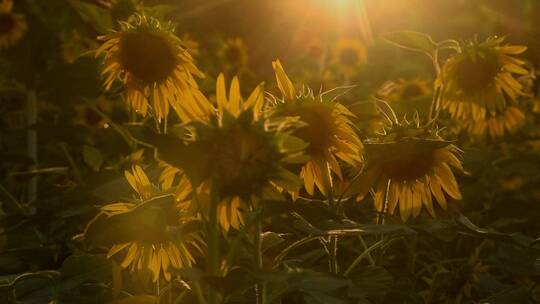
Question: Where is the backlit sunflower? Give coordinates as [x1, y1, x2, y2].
[218, 37, 248, 74]
[96, 14, 204, 120]
[464, 105, 525, 138]
[378, 78, 432, 118]
[84, 166, 203, 282]
[332, 39, 367, 76]
[379, 78, 431, 103]
[439, 36, 528, 120]
[0, 0, 27, 49]
[270, 60, 363, 197]
[154, 74, 307, 231]
[347, 123, 464, 221]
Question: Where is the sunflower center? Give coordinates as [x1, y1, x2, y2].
[340, 48, 359, 66]
[455, 53, 500, 93]
[119, 32, 177, 84]
[225, 46, 242, 63]
[381, 151, 434, 181]
[0, 14, 14, 34]
[288, 104, 335, 156]
[400, 84, 424, 100]
[213, 126, 279, 198]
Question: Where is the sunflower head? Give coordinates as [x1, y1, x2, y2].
[0, 0, 27, 49]
[194, 74, 306, 199]
[348, 122, 464, 221]
[270, 60, 363, 196]
[440, 36, 528, 120]
[153, 75, 306, 230]
[219, 37, 248, 73]
[96, 14, 205, 120]
[83, 166, 203, 282]
[333, 39, 367, 75]
[378, 78, 432, 119]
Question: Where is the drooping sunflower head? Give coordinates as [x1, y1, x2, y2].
[218, 37, 248, 73]
[84, 166, 203, 282]
[0, 0, 27, 49]
[96, 14, 204, 120]
[196, 74, 306, 199]
[348, 123, 464, 221]
[332, 38, 367, 75]
[270, 60, 363, 196]
[440, 36, 528, 120]
[464, 105, 525, 138]
[154, 75, 306, 230]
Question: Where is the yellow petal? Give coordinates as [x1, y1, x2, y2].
[272, 59, 295, 100]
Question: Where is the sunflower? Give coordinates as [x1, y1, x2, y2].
[332, 39, 367, 76]
[378, 78, 433, 119]
[85, 166, 203, 282]
[347, 101, 386, 137]
[439, 36, 528, 121]
[153, 74, 307, 231]
[96, 14, 205, 121]
[270, 60, 363, 197]
[0, 0, 27, 49]
[218, 37, 248, 74]
[464, 105, 525, 138]
[379, 78, 431, 103]
[347, 123, 464, 221]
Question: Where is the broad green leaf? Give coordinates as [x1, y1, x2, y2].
[83, 145, 103, 171]
[68, 0, 113, 34]
[382, 30, 437, 55]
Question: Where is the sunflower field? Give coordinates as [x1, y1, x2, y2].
[1, 0, 540, 303]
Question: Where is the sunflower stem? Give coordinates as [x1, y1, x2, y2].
[253, 202, 266, 304]
[207, 187, 220, 304]
[327, 183, 339, 274]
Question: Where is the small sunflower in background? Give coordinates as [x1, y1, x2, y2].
[439, 36, 528, 121]
[379, 78, 432, 103]
[154, 74, 306, 231]
[464, 105, 525, 138]
[378, 77, 433, 119]
[218, 37, 248, 75]
[96, 14, 204, 120]
[348, 101, 386, 137]
[0, 0, 27, 49]
[332, 38, 367, 77]
[270, 60, 363, 197]
[83, 166, 203, 282]
[347, 120, 464, 222]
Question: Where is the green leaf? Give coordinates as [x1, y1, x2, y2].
[382, 30, 437, 55]
[68, 0, 113, 34]
[83, 145, 103, 171]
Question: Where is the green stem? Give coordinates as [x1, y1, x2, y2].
[327, 180, 338, 274]
[193, 282, 208, 304]
[207, 188, 220, 304]
[253, 204, 266, 304]
[344, 239, 385, 277]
